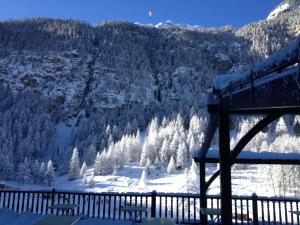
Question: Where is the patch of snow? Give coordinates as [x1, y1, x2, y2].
[267, 2, 291, 20]
[5, 162, 294, 197]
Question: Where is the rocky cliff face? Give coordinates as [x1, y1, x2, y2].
[0, 2, 299, 168]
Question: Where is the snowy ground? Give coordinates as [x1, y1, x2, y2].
[0, 207, 131, 225]
[6, 163, 277, 197]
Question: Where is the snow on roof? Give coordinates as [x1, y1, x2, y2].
[213, 37, 300, 91]
[213, 72, 245, 90]
[194, 149, 300, 161]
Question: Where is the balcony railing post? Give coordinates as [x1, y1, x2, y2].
[252, 193, 259, 225]
[51, 188, 55, 214]
[151, 190, 157, 218]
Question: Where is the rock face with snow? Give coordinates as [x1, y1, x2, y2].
[0, 1, 299, 172]
[267, 0, 299, 20]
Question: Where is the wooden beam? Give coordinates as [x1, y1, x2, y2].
[204, 157, 300, 165]
[205, 113, 283, 191]
[219, 112, 232, 225]
[218, 69, 300, 112]
[199, 161, 208, 225]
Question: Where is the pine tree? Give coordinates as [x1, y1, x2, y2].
[69, 147, 80, 180]
[84, 144, 96, 166]
[88, 174, 95, 187]
[140, 142, 148, 167]
[275, 117, 288, 136]
[31, 159, 41, 184]
[160, 139, 170, 168]
[94, 152, 101, 175]
[293, 121, 300, 136]
[176, 142, 188, 169]
[80, 161, 88, 176]
[145, 158, 151, 175]
[167, 156, 176, 174]
[180, 168, 192, 193]
[139, 168, 147, 187]
[39, 162, 46, 184]
[16, 157, 32, 184]
[83, 174, 88, 185]
[45, 160, 55, 187]
[188, 161, 200, 193]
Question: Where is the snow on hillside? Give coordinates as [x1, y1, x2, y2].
[267, 2, 291, 20]
[6, 114, 300, 197]
[6, 163, 277, 197]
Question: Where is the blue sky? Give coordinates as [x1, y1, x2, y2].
[0, 0, 283, 27]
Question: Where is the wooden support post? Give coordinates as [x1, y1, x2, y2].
[219, 112, 232, 225]
[199, 161, 208, 225]
[252, 193, 259, 225]
[151, 190, 157, 218]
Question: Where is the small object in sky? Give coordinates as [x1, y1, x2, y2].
[148, 10, 152, 17]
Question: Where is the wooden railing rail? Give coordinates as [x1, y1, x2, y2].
[0, 189, 299, 224]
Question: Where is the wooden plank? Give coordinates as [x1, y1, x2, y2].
[49, 204, 79, 210]
[34, 216, 81, 225]
[200, 208, 221, 216]
[141, 218, 176, 225]
[290, 211, 300, 216]
[121, 205, 147, 212]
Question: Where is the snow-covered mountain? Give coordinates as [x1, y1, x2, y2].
[267, 0, 300, 20]
[0, 1, 299, 176]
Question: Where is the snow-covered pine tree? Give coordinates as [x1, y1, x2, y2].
[160, 139, 171, 168]
[140, 141, 148, 167]
[176, 142, 188, 169]
[145, 158, 151, 175]
[45, 160, 55, 187]
[31, 159, 41, 184]
[139, 168, 147, 187]
[105, 144, 115, 173]
[88, 174, 95, 187]
[105, 124, 111, 137]
[124, 121, 133, 135]
[16, 157, 31, 184]
[112, 125, 121, 140]
[69, 147, 80, 180]
[84, 144, 96, 166]
[113, 166, 118, 175]
[188, 134, 196, 154]
[293, 121, 300, 136]
[83, 174, 88, 184]
[275, 117, 288, 136]
[94, 152, 101, 175]
[80, 161, 88, 176]
[167, 156, 176, 174]
[0, 155, 14, 180]
[170, 131, 180, 159]
[107, 134, 114, 147]
[39, 162, 46, 184]
[180, 168, 192, 193]
[161, 117, 169, 127]
[188, 161, 200, 193]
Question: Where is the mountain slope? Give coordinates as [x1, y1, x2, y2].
[0, 2, 299, 175]
[267, 0, 300, 20]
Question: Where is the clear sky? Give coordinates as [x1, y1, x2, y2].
[0, 0, 283, 28]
